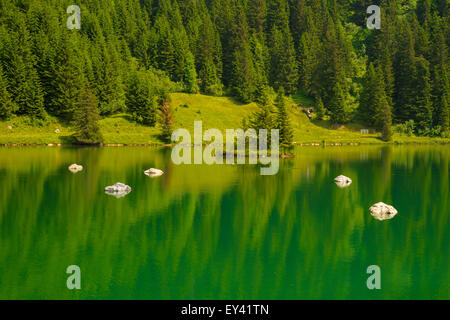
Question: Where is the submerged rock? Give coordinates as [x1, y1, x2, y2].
[144, 168, 164, 177]
[104, 182, 132, 198]
[68, 164, 83, 173]
[334, 175, 352, 188]
[369, 202, 398, 221]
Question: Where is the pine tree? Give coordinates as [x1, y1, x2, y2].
[430, 13, 449, 133]
[360, 63, 381, 127]
[158, 91, 175, 142]
[274, 87, 294, 153]
[230, 3, 257, 102]
[315, 96, 325, 120]
[381, 98, 393, 141]
[183, 51, 199, 93]
[0, 65, 15, 119]
[72, 86, 103, 145]
[91, 40, 126, 115]
[249, 85, 275, 141]
[412, 57, 432, 131]
[393, 20, 417, 123]
[329, 82, 347, 124]
[52, 37, 85, 120]
[432, 64, 449, 133]
[267, 0, 298, 94]
[126, 70, 157, 126]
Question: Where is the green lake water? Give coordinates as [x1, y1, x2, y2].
[0, 145, 448, 300]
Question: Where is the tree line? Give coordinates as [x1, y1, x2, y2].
[0, 0, 448, 143]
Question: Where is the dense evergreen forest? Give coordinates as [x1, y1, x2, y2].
[0, 0, 448, 142]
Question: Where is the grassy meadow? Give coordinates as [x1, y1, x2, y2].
[0, 93, 449, 146]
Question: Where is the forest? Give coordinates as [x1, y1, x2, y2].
[0, 0, 448, 144]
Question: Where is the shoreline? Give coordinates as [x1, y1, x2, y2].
[1, 140, 449, 147]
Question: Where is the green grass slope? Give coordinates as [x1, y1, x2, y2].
[0, 92, 449, 145]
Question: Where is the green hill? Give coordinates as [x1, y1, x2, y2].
[0, 93, 448, 145]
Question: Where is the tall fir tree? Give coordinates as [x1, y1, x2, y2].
[184, 51, 199, 93]
[274, 87, 294, 153]
[72, 86, 103, 145]
[0, 65, 15, 119]
[315, 96, 325, 121]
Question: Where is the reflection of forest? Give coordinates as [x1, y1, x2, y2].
[0, 146, 448, 299]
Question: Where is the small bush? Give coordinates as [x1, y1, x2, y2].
[394, 120, 415, 136]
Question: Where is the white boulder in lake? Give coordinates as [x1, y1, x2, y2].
[334, 175, 352, 188]
[68, 164, 83, 173]
[369, 202, 398, 221]
[105, 182, 132, 198]
[144, 168, 164, 177]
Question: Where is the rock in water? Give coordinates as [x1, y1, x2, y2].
[334, 175, 352, 188]
[68, 164, 83, 173]
[144, 168, 164, 177]
[369, 202, 398, 221]
[105, 182, 132, 198]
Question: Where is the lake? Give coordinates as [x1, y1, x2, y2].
[0, 145, 448, 299]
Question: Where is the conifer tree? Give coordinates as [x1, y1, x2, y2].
[73, 86, 103, 145]
[126, 70, 157, 126]
[393, 21, 417, 123]
[158, 90, 175, 142]
[360, 63, 382, 127]
[230, 3, 257, 102]
[183, 51, 199, 93]
[53, 37, 85, 120]
[432, 64, 449, 133]
[249, 85, 275, 141]
[412, 57, 432, 131]
[0, 65, 15, 119]
[381, 98, 393, 141]
[274, 87, 294, 153]
[315, 96, 325, 120]
[329, 82, 347, 124]
[267, 0, 298, 94]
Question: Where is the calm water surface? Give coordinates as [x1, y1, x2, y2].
[0, 145, 448, 299]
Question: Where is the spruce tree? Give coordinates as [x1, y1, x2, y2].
[432, 64, 449, 133]
[315, 96, 325, 120]
[183, 51, 199, 93]
[360, 63, 381, 127]
[73, 86, 103, 145]
[158, 91, 175, 142]
[393, 20, 416, 123]
[230, 3, 257, 103]
[381, 98, 393, 141]
[0, 65, 15, 119]
[249, 85, 275, 141]
[53, 37, 85, 120]
[413, 57, 432, 131]
[329, 82, 347, 124]
[274, 87, 294, 153]
[126, 70, 157, 126]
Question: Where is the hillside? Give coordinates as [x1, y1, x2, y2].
[1, 93, 449, 145]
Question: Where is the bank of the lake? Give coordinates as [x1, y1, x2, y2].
[1, 93, 449, 146]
